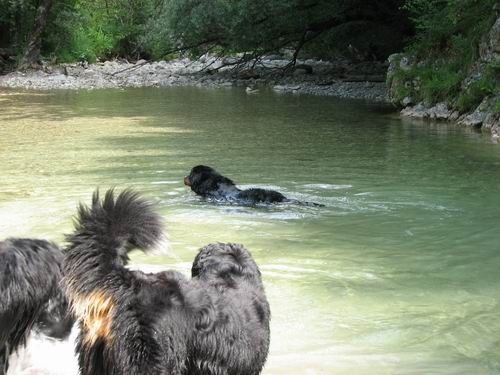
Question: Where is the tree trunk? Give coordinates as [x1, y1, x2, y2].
[18, 0, 53, 70]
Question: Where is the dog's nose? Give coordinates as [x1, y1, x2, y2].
[184, 176, 191, 186]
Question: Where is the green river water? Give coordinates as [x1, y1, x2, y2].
[1, 87, 500, 374]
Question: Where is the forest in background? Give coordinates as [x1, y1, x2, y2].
[1, 0, 413, 66]
[0, 0, 497, 112]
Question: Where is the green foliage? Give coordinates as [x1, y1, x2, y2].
[1, 0, 161, 62]
[65, 26, 114, 62]
[404, 0, 495, 62]
[159, 0, 412, 60]
[456, 64, 499, 112]
[41, 1, 110, 63]
[51, 0, 157, 61]
[1, 0, 413, 64]
[390, 62, 464, 105]
[390, 0, 497, 110]
[0, 0, 37, 53]
[393, 83, 412, 103]
[419, 65, 464, 104]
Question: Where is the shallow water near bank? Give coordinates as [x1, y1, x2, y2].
[1, 87, 500, 374]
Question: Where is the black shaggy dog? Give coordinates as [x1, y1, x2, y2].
[189, 242, 270, 375]
[0, 238, 74, 375]
[184, 165, 286, 204]
[185, 165, 323, 206]
[63, 189, 270, 375]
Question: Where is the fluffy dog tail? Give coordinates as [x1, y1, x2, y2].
[64, 188, 164, 295]
[72, 188, 162, 253]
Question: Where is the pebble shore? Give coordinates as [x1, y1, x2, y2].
[0, 57, 389, 102]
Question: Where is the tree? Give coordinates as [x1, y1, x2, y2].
[149, 0, 413, 67]
[18, 0, 54, 69]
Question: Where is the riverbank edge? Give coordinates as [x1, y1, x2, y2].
[398, 99, 499, 140]
[0, 57, 389, 102]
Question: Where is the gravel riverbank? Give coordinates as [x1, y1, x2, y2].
[0, 57, 389, 102]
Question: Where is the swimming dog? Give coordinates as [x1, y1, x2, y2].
[185, 165, 323, 206]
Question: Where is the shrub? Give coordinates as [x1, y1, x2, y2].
[456, 63, 499, 112]
[389, 0, 497, 109]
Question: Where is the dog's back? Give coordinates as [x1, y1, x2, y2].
[237, 188, 287, 204]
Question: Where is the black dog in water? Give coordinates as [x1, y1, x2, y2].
[0, 238, 74, 375]
[63, 189, 270, 375]
[185, 165, 322, 206]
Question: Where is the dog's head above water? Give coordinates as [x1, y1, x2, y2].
[184, 165, 236, 197]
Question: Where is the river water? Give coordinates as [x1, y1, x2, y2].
[1, 87, 500, 374]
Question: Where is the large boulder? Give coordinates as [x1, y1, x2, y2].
[400, 103, 428, 118]
[458, 97, 495, 127]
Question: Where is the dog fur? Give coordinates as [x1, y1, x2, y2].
[185, 165, 322, 206]
[63, 189, 270, 375]
[0, 238, 74, 375]
[184, 165, 286, 204]
[189, 242, 271, 375]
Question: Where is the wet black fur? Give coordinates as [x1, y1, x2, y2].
[186, 165, 323, 206]
[0, 238, 74, 375]
[63, 189, 270, 375]
[185, 165, 286, 204]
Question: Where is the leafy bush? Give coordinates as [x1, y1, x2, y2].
[404, 0, 495, 61]
[419, 65, 464, 104]
[456, 64, 499, 112]
[390, 0, 497, 110]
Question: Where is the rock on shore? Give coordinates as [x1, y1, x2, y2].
[400, 100, 500, 140]
[0, 57, 389, 102]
